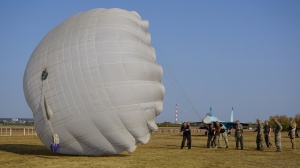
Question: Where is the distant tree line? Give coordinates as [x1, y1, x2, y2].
[0, 121, 34, 126]
[157, 114, 300, 130]
[157, 122, 181, 127]
[1, 114, 299, 130]
[268, 114, 300, 131]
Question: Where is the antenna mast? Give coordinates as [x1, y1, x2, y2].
[175, 104, 178, 124]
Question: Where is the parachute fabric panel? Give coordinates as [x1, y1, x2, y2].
[23, 8, 164, 156]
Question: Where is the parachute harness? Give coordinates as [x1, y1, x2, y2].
[41, 69, 48, 80]
[41, 69, 60, 153]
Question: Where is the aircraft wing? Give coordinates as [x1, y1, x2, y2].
[220, 122, 249, 130]
[199, 121, 249, 130]
[199, 122, 209, 130]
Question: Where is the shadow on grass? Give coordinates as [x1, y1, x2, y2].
[165, 144, 179, 148]
[167, 134, 207, 137]
[0, 144, 54, 156]
[165, 144, 205, 149]
[0, 144, 129, 157]
[191, 134, 207, 137]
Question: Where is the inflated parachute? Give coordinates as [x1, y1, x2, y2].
[23, 8, 165, 155]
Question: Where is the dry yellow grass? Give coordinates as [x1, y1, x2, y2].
[0, 130, 299, 168]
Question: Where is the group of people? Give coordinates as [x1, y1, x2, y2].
[246, 117, 296, 152]
[180, 117, 297, 152]
[207, 121, 229, 149]
[180, 121, 229, 149]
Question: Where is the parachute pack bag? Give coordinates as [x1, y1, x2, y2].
[50, 133, 60, 153]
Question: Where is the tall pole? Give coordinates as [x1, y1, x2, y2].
[231, 107, 234, 122]
[175, 104, 178, 124]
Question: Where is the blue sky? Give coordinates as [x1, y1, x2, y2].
[0, 1, 299, 123]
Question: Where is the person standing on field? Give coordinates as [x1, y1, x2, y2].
[187, 122, 191, 147]
[207, 122, 216, 148]
[180, 122, 191, 149]
[263, 120, 272, 148]
[273, 117, 283, 152]
[256, 118, 264, 151]
[215, 121, 229, 148]
[288, 118, 297, 150]
[235, 120, 243, 150]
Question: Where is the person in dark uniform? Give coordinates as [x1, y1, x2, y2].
[187, 122, 191, 147]
[181, 122, 191, 149]
[207, 122, 216, 148]
[263, 120, 272, 148]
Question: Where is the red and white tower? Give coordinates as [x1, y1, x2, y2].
[175, 104, 178, 124]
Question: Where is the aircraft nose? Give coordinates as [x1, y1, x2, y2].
[203, 116, 211, 124]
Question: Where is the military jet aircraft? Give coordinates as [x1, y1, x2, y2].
[199, 107, 249, 135]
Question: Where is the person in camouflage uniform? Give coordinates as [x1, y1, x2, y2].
[263, 120, 272, 148]
[273, 117, 283, 152]
[235, 120, 243, 150]
[214, 122, 221, 148]
[288, 118, 297, 150]
[256, 118, 264, 151]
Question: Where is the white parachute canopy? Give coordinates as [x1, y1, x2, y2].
[23, 8, 165, 156]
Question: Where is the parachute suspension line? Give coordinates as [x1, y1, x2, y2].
[161, 60, 199, 117]
[40, 69, 60, 153]
[159, 58, 197, 116]
[156, 49, 201, 118]
[163, 74, 199, 117]
[155, 46, 201, 120]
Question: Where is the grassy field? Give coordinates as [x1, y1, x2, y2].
[0, 130, 299, 168]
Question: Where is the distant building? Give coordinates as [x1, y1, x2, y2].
[19, 120, 26, 124]
[12, 118, 18, 122]
[0, 118, 34, 125]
